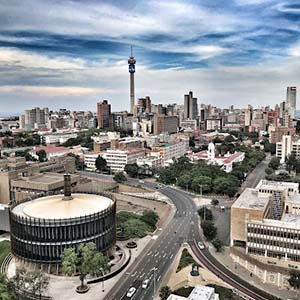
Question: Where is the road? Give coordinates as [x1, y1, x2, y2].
[81, 171, 279, 300]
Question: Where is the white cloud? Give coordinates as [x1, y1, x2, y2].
[0, 48, 86, 69]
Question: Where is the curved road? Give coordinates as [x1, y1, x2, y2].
[80, 172, 279, 300]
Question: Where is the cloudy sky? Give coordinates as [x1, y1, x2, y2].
[0, 0, 300, 114]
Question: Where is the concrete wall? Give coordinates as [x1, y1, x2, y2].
[0, 205, 10, 232]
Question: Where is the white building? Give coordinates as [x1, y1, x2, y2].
[84, 148, 145, 172]
[30, 145, 70, 160]
[187, 142, 245, 173]
[276, 135, 300, 163]
[136, 156, 162, 169]
[231, 180, 300, 264]
[151, 138, 189, 165]
[44, 133, 78, 144]
[167, 285, 219, 300]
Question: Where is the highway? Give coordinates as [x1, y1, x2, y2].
[80, 172, 279, 300]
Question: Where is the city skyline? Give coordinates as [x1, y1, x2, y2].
[0, 0, 300, 113]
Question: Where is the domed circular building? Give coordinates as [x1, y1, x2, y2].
[9, 175, 116, 265]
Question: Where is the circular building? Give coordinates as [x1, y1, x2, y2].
[10, 191, 116, 264]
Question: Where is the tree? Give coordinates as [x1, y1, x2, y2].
[288, 270, 300, 289]
[0, 274, 13, 300]
[211, 199, 219, 206]
[36, 150, 47, 162]
[268, 157, 280, 170]
[95, 156, 107, 173]
[113, 172, 127, 183]
[159, 286, 172, 300]
[212, 238, 223, 252]
[200, 220, 217, 241]
[124, 163, 139, 178]
[191, 176, 212, 193]
[265, 167, 273, 175]
[198, 207, 213, 221]
[62, 242, 110, 292]
[140, 210, 159, 228]
[12, 268, 49, 299]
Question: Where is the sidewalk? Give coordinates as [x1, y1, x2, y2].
[210, 246, 299, 300]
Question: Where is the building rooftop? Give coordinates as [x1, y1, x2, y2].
[12, 193, 113, 219]
[232, 188, 269, 210]
[189, 285, 216, 300]
[256, 180, 298, 192]
[252, 214, 300, 230]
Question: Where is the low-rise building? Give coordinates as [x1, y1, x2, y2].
[276, 135, 300, 163]
[30, 145, 70, 160]
[84, 148, 145, 172]
[167, 285, 219, 300]
[187, 142, 245, 173]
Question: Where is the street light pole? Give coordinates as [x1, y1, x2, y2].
[100, 268, 105, 292]
[199, 184, 205, 220]
[153, 267, 156, 300]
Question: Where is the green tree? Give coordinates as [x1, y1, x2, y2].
[62, 242, 110, 291]
[265, 167, 273, 175]
[211, 199, 219, 206]
[36, 150, 47, 162]
[198, 207, 213, 221]
[159, 286, 172, 300]
[113, 172, 127, 183]
[123, 219, 150, 238]
[288, 270, 300, 289]
[268, 157, 280, 170]
[0, 274, 13, 300]
[140, 210, 159, 228]
[201, 220, 217, 241]
[191, 176, 212, 193]
[124, 163, 139, 177]
[95, 156, 108, 173]
[212, 239, 223, 252]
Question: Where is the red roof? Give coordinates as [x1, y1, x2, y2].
[32, 145, 68, 154]
[222, 152, 244, 164]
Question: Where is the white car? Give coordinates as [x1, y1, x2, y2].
[126, 287, 136, 298]
[142, 279, 150, 289]
[198, 241, 205, 250]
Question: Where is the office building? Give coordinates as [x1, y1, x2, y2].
[97, 100, 112, 129]
[153, 114, 178, 135]
[231, 180, 300, 287]
[20, 107, 49, 130]
[286, 87, 297, 117]
[184, 91, 198, 120]
[276, 135, 300, 163]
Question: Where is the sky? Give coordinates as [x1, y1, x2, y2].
[0, 0, 300, 114]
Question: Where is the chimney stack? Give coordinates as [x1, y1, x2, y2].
[63, 173, 72, 200]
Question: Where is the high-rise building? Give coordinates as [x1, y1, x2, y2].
[128, 47, 136, 114]
[183, 91, 198, 120]
[97, 100, 112, 129]
[137, 96, 151, 114]
[153, 115, 178, 135]
[20, 107, 49, 130]
[286, 86, 297, 117]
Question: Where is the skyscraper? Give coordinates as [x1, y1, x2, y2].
[183, 91, 198, 120]
[286, 86, 297, 117]
[128, 47, 136, 114]
[97, 100, 112, 129]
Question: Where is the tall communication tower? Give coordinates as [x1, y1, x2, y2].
[128, 46, 136, 114]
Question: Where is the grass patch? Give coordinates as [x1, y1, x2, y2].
[117, 211, 156, 239]
[0, 241, 10, 266]
[176, 249, 196, 273]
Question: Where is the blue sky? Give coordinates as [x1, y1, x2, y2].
[0, 0, 300, 113]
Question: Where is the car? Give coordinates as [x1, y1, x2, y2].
[139, 180, 144, 184]
[126, 287, 136, 298]
[198, 241, 205, 250]
[142, 279, 150, 289]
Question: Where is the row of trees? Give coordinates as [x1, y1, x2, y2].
[158, 146, 265, 197]
[198, 206, 223, 252]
